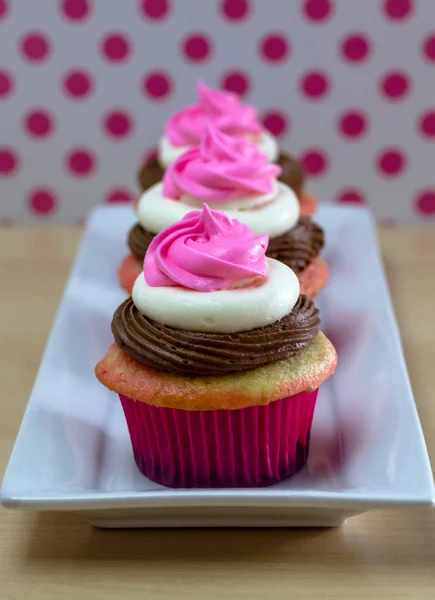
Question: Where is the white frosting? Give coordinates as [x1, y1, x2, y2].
[180, 179, 279, 211]
[158, 130, 279, 169]
[158, 136, 189, 169]
[137, 181, 300, 238]
[132, 258, 300, 333]
[257, 130, 279, 163]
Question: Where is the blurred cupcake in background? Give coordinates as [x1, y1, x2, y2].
[121, 124, 328, 298]
[138, 81, 317, 216]
[96, 205, 337, 488]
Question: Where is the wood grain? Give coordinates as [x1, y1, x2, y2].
[1, 226, 434, 600]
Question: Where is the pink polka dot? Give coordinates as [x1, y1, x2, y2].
[105, 188, 134, 204]
[101, 34, 131, 62]
[140, 0, 170, 19]
[24, 110, 54, 137]
[383, 0, 413, 20]
[104, 111, 132, 138]
[28, 188, 57, 216]
[182, 34, 212, 62]
[61, 0, 90, 20]
[144, 148, 158, 165]
[422, 34, 435, 62]
[63, 70, 92, 98]
[0, 0, 8, 19]
[0, 70, 13, 97]
[20, 33, 51, 62]
[301, 71, 329, 99]
[419, 111, 435, 138]
[300, 150, 328, 176]
[341, 34, 370, 62]
[221, 71, 250, 96]
[221, 0, 250, 20]
[415, 190, 435, 216]
[381, 71, 410, 99]
[262, 111, 288, 137]
[67, 149, 95, 175]
[143, 72, 172, 99]
[339, 111, 367, 138]
[336, 189, 366, 204]
[377, 149, 406, 175]
[260, 34, 289, 62]
[303, 0, 332, 21]
[0, 149, 18, 175]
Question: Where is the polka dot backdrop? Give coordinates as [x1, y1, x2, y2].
[1, 0, 435, 223]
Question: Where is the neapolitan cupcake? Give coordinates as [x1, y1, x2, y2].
[96, 205, 337, 488]
[121, 125, 328, 298]
[138, 81, 317, 216]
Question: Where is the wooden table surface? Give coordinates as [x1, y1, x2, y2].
[1, 225, 434, 599]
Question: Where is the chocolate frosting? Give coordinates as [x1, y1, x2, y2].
[112, 295, 320, 377]
[128, 217, 324, 274]
[138, 152, 305, 195]
[276, 152, 305, 195]
[128, 223, 155, 260]
[138, 159, 165, 193]
[266, 217, 324, 272]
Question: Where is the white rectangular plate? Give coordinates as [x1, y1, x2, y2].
[1, 205, 434, 528]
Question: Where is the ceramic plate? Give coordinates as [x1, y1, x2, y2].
[1, 205, 434, 528]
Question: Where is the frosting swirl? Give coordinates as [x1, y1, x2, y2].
[128, 218, 324, 274]
[112, 295, 320, 377]
[165, 81, 261, 147]
[163, 125, 281, 204]
[144, 204, 268, 292]
[138, 151, 305, 195]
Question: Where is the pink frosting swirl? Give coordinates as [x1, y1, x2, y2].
[144, 205, 269, 292]
[163, 124, 281, 203]
[164, 81, 262, 147]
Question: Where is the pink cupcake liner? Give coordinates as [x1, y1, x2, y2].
[119, 389, 318, 488]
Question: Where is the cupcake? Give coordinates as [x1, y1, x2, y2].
[120, 125, 328, 298]
[96, 205, 337, 488]
[138, 81, 317, 216]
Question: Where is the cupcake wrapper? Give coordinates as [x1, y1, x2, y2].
[119, 390, 318, 488]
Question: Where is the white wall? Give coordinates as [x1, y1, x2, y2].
[0, 0, 434, 223]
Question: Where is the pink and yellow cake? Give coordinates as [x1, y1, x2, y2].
[121, 125, 328, 298]
[97, 206, 337, 488]
[138, 81, 317, 216]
